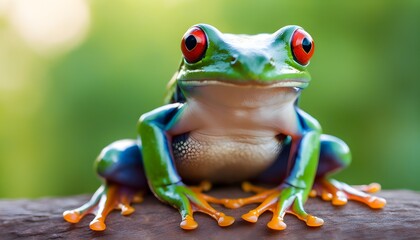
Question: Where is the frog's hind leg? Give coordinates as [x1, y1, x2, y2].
[311, 135, 386, 209]
[63, 183, 143, 230]
[63, 139, 147, 231]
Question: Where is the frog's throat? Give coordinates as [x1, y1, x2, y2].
[179, 79, 309, 89]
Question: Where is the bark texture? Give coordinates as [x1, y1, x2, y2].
[0, 188, 419, 239]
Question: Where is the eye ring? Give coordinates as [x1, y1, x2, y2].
[291, 29, 314, 66]
[181, 26, 208, 63]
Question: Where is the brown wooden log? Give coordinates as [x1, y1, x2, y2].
[1, 188, 419, 239]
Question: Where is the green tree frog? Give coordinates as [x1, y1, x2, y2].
[63, 24, 386, 231]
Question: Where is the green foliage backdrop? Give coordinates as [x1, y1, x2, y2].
[0, 0, 419, 198]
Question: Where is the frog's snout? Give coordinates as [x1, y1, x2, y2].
[230, 51, 274, 80]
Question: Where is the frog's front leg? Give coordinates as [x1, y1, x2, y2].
[63, 139, 146, 231]
[218, 110, 324, 230]
[139, 103, 234, 230]
[309, 135, 386, 208]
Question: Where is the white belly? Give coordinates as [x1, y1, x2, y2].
[172, 132, 284, 183]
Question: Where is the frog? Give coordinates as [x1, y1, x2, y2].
[63, 24, 386, 231]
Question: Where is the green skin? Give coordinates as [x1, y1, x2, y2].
[64, 24, 386, 231]
[140, 24, 323, 225]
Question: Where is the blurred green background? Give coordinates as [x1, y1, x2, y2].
[0, 0, 419, 198]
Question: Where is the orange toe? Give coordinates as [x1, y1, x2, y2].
[366, 183, 381, 193]
[309, 189, 317, 198]
[120, 204, 135, 216]
[180, 215, 198, 230]
[223, 199, 243, 209]
[242, 211, 259, 223]
[321, 191, 333, 201]
[63, 210, 82, 223]
[217, 214, 235, 227]
[332, 196, 348, 206]
[306, 215, 324, 227]
[89, 219, 106, 231]
[267, 218, 287, 230]
[368, 197, 387, 209]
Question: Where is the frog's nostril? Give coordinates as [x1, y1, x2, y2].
[230, 55, 238, 65]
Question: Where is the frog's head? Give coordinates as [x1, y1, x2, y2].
[176, 24, 315, 89]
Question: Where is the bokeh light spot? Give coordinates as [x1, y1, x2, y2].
[8, 0, 90, 55]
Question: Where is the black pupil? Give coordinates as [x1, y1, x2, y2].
[302, 38, 312, 53]
[185, 35, 197, 51]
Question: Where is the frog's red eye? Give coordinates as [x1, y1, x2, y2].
[181, 27, 207, 63]
[291, 29, 314, 66]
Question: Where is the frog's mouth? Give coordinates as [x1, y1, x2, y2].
[179, 79, 309, 89]
[178, 78, 303, 109]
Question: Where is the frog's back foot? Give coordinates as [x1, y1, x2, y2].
[96, 139, 147, 190]
[64, 139, 147, 231]
[63, 183, 145, 231]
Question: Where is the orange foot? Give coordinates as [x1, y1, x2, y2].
[159, 181, 235, 230]
[309, 178, 386, 208]
[212, 182, 324, 231]
[63, 184, 143, 231]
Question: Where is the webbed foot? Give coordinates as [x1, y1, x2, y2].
[63, 183, 144, 231]
[216, 182, 323, 230]
[155, 181, 235, 230]
[309, 178, 386, 208]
